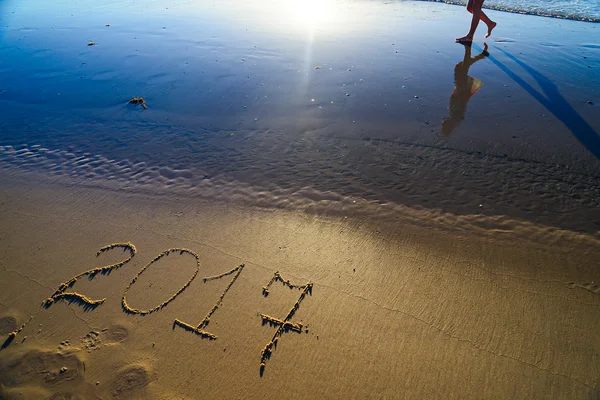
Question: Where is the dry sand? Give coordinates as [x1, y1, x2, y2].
[0, 170, 598, 399]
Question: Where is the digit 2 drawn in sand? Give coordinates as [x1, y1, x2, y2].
[122, 248, 200, 315]
[174, 264, 245, 340]
[44, 243, 137, 308]
[259, 271, 313, 374]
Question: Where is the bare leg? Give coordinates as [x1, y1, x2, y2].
[456, 0, 496, 42]
[466, 4, 497, 39]
[479, 11, 497, 38]
[456, 0, 483, 42]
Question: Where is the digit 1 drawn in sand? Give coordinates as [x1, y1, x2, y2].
[259, 271, 313, 375]
[122, 248, 200, 315]
[174, 264, 245, 340]
[43, 243, 137, 309]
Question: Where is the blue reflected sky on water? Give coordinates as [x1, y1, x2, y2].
[1, 0, 598, 157]
[0, 0, 599, 231]
[1, 0, 598, 147]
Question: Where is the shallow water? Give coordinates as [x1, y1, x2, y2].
[418, 0, 600, 22]
[0, 0, 599, 233]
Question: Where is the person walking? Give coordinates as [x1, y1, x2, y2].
[456, 0, 497, 43]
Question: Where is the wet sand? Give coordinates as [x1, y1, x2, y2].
[1, 0, 599, 398]
[0, 170, 599, 398]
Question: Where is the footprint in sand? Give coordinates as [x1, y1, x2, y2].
[102, 324, 129, 343]
[80, 325, 129, 351]
[81, 331, 102, 351]
[111, 364, 151, 399]
[0, 347, 86, 393]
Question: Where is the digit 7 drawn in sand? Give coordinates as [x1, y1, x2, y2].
[173, 264, 245, 340]
[259, 271, 313, 375]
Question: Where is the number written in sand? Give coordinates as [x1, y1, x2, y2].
[34, 243, 314, 374]
[174, 264, 245, 340]
[121, 248, 200, 315]
[44, 242, 137, 308]
[259, 271, 313, 374]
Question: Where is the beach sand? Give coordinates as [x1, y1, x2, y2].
[0, 169, 599, 399]
[1, 0, 599, 398]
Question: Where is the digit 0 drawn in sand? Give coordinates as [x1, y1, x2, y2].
[122, 248, 200, 315]
[44, 243, 137, 309]
[174, 264, 245, 340]
[259, 271, 313, 375]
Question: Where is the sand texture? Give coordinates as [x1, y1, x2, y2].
[0, 173, 598, 399]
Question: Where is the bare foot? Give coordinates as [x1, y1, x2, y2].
[485, 21, 497, 38]
[456, 35, 473, 43]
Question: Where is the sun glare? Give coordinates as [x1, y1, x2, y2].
[278, 0, 341, 29]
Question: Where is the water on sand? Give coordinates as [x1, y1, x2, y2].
[0, 0, 599, 234]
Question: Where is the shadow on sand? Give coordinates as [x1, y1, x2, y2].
[486, 45, 600, 159]
[1, 334, 15, 350]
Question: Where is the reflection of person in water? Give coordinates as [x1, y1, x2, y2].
[441, 43, 489, 136]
